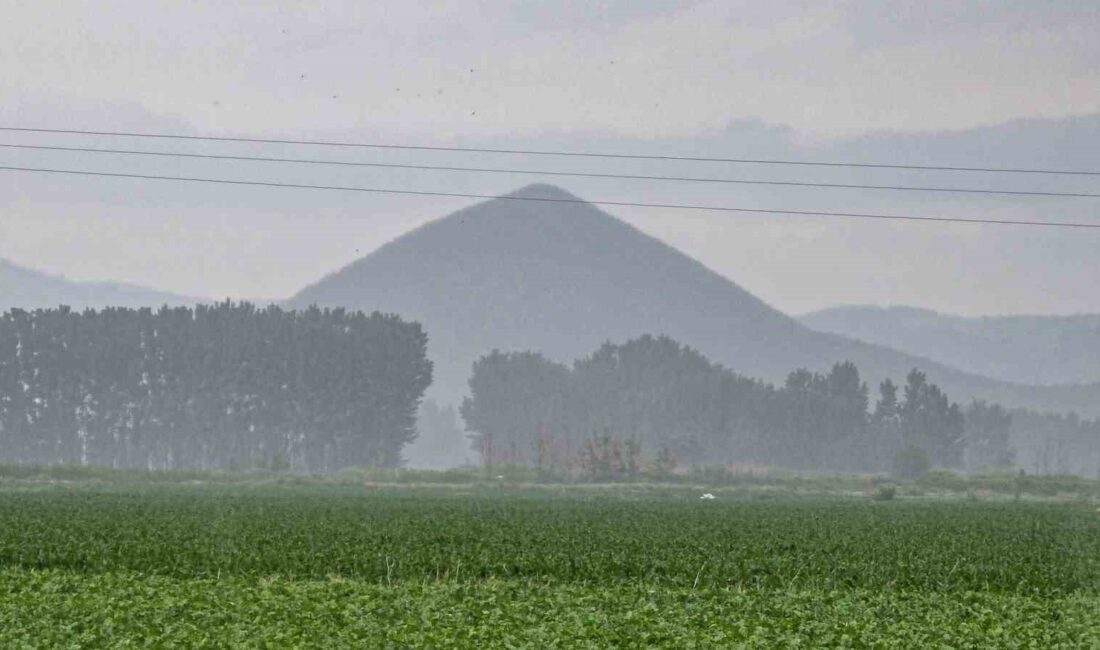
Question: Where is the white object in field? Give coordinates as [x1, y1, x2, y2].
[700, 493, 716, 500]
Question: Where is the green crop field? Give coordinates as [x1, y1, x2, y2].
[1, 484, 1098, 647]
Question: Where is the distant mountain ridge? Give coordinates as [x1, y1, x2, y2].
[800, 305, 1100, 386]
[0, 257, 198, 311]
[288, 184, 1100, 417]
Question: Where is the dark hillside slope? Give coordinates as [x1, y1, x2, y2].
[289, 184, 1100, 417]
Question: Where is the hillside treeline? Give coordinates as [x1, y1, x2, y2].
[461, 335, 1100, 477]
[0, 303, 431, 471]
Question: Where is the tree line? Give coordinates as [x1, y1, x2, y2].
[4, 305, 1094, 478]
[0, 302, 431, 471]
[461, 335, 1099, 478]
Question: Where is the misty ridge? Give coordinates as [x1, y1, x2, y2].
[1, 185, 1098, 479]
[0, 257, 196, 310]
[800, 305, 1100, 387]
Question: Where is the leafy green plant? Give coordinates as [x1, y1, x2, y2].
[873, 484, 897, 501]
[0, 484, 1097, 645]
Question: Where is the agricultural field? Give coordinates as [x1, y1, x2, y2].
[1, 483, 1098, 647]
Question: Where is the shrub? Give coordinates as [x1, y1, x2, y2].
[892, 446, 932, 481]
[873, 485, 897, 501]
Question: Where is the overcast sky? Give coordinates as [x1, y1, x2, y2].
[2, 0, 1098, 315]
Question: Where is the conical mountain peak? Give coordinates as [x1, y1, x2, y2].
[288, 185, 1100, 416]
[398, 183, 621, 252]
[503, 183, 583, 201]
[289, 184, 791, 400]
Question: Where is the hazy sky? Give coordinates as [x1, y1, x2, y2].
[2, 0, 1099, 315]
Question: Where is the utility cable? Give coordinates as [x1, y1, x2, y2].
[2, 164, 1097, 229]
[1, 142, 1096, 199]
[2, 126, 1098, 176]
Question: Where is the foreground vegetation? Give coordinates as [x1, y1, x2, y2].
[4, 570, 1096, 647]
[1, 482, 1098, 646]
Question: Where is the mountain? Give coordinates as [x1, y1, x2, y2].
[800, 305, 1100, 386]
[0, 257, 197, 311]
[288, 184, 1100, 417]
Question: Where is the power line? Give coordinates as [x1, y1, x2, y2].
[2, 164, 1097, 229]
[3, 126, 1099, 177]
[2, 142, 1097, 199]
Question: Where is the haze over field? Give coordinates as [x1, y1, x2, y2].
[1, 0, 1098, 475]
[6, 4, 1100, 646]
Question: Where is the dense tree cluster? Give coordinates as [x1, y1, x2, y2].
[1008, 409, 1100, 477]
[462, 335, 1096, 476]
[462, 336, 881, 472]
[0, 302, 431, 471]
[962, 401, 1014, 470]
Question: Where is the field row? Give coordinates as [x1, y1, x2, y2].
[1, 487, 1097, 594]
[3, 569, 1096, 648]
